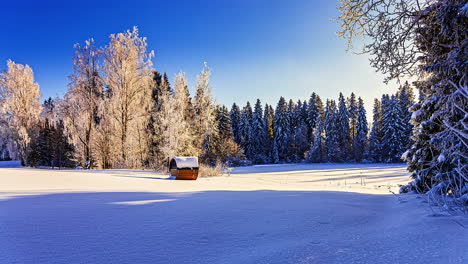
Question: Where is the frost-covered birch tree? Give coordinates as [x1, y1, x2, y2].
[103, 27, 154, 168]
[0, 60, 42, 165]
[62, 39, 104, 168]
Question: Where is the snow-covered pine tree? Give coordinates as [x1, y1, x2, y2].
[307, 93, 320, 136]
[229, 103, 242, 146]
[216, 105, 232, 139]
[251, 99, 266, 163]
[354, 97, 368, 162]
[287, 99, 296, 129]
[368, 98, 383, 162]
[286, 99, 298, 162]
[401, 1, 467, 200]
[308, 114, 326, 163]
[324, 100, 340, 162]
[273, 97, 290, 162]
[272, 140, 280, 164]
[396, 81, 415, 150]
[208, 104, 244, 165]
[263, 104, 275, 162]
[290, 100, 308, 161]
[192, 64, 216, 160]
[347, 92, 358, 153]
[0, 60, 42, 166]
[337, 0, 467, 203]
[152, 73, 181, 166]
[381, 94, 406, 162]
[337, 93, 350, 161]
[239, 101, 253, 159]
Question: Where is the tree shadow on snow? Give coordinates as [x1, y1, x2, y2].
[0, 190, 466, 264]
[230, 163, 407, 175]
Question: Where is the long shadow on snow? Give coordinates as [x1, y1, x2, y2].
[231, 163, 407, 175]
[0, 190, 465, 264]
[300, 173, 410, 183]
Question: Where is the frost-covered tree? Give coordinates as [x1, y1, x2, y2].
[263, 103, 275, 161]
[368, 99, 383, 162]
[204, 105, 244, 165]
[62, 39, 104, 168]
[396, 81, 415, 149]
[347, 92, 358, 149]
[324, 100, 339, 162]
[308, 114, 326, 163]
[290, 100, 308, 161]
[0, 60, 42, 165]
[337, 0, 468, 203]
[192, 64, 217, 161]
[0, 125, 11, 160]
[238, 101, 253, 159]
[29, 98, 75, 168]
[103, 27, 153, 167]
[251, 99, 266, 162]
[229, 103, 242, 145]
[93, 86, 115, 169]
[274, 97, 290, 161]
[216, 105, 232, 139]
[354, 97, 368, 161]
[337, 93, 350, 160]
[148, 74, 180, 167]
[173, 73, 196, 156]
[307, 93, 324, 143]
[381, 94, 405, 162]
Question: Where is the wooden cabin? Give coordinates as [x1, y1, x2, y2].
[169, 157, 199, 180]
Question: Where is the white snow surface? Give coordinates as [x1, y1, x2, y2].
[0, 161, 467, 264]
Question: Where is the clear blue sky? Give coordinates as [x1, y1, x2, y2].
[1, 0, 398, 111]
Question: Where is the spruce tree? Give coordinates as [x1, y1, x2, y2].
[337, 93, 350, 161]
[273, 97, 290, 161]
[308, 114, 326, 163]
[381, 94, 406, 162]
[347, 92, 358, 151]
[324, 100, 339, 162]
[239, 102, 253, 159]
[290, 100, 308, 161]
[216, 105, 233, 139]
[396, 81, 414, 149]
[251, 99, 266, 163]
[307, 93, 321, 144]
[263, 104, 275, 162]
[354, 97, 368, 162]
[368, 99, 383, 162]
[203, 105, 243, 165]
[229, 103, 242, 145]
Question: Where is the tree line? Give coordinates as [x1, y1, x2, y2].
[228, 83, 415, 164]
[0, 24, 416, 169]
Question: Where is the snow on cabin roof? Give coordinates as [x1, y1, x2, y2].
[172, 157, 199, 168]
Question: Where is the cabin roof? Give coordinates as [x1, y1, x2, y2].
[171, 157, 199, 168]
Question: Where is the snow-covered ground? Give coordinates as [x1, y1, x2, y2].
[0, 161, 466, 263]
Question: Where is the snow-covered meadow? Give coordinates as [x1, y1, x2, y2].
[1, 161, 466, 263]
